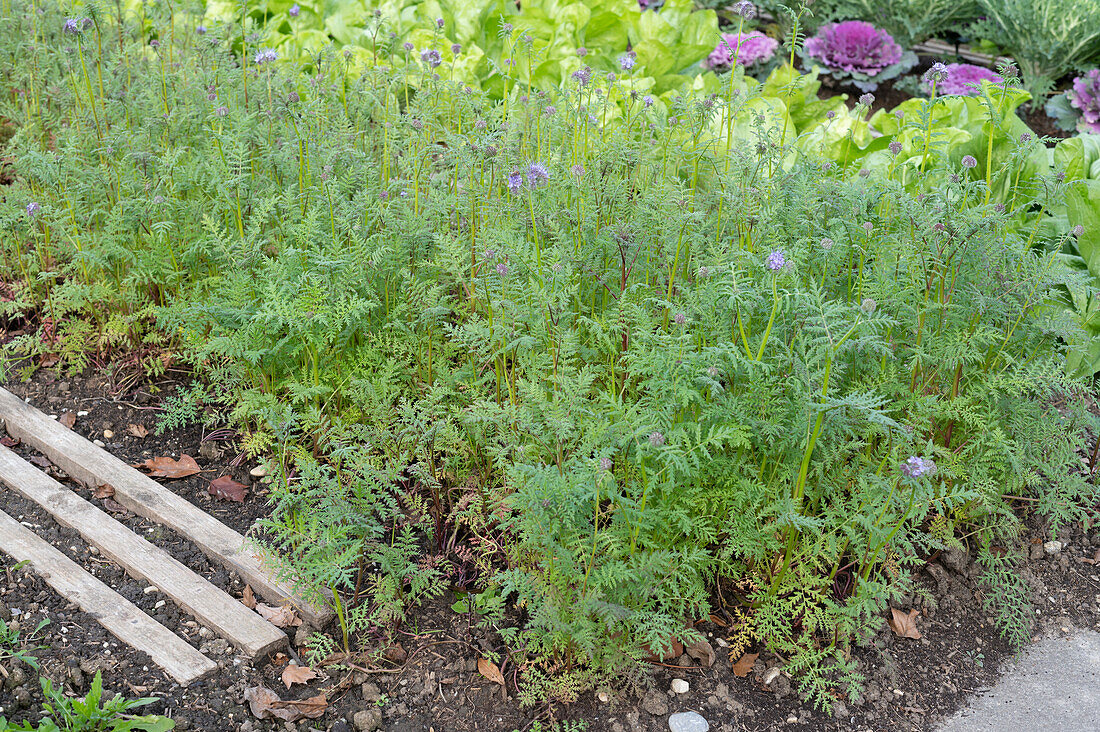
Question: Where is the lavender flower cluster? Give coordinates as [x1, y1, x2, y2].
[900, 456, 937, 479]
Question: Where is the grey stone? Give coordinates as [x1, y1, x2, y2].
[352, 708, 382, 732]
[669, 711, 709, 732]
[942, 546, 969, 574]
[671, 678, 689, 694]
[361, 682, 381, 703]
[1044, 540, 1064, 556]
[642, 689, 669, 716]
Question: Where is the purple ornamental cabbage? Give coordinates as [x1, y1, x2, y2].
[922, 63, 1001, 96]
[802, 21, 915, 91]
[1069, 69, 1100, 133]
[705, 31, 778, 70]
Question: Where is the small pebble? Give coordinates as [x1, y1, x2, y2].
[250, 465, 268, 478]
[1045, 540, 1064, 556]
[143, 586, 159, 594]
[93, 440, 105, 447]
[786, 715, 798, 724]
[763, 667, 781, 685]
[76, 410, 89, 417]
[103, 429, 114, 439]
[671, 678, 689, 694]
[597, 692, 609, 702]
[668, 711, 709, 732]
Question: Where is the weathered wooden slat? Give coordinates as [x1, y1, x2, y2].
[0, 508, 217, 685]
[0, 387, 332, 627]
[0, 445, 286, 658]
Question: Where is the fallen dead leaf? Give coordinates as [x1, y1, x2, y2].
[643, 636, 683, 663]
[241, 585, 256, 609]
[271, 652, 288, 667]
[133, 454, 202, 479]
[28, 456, 51, 469]
[477, 658, 504, 686]
[93, 483, 115, 499]
[101, 498, 132, 516]
[708, 613, 728, 627]
[888, 607, 922, 640]
[243, 686, 327, 722]
[58, 411, 76, 429]
[281, 663, 318, 689]
[685, 638, 716, 667]
[127, 423, 149, 438]
[209, 475, 249, 502]
[0, 436, 18, 448]
[731, 652, 758, 678]
[40, 354, 58, 368]
[384, 643, 407, 664]
[255, 603, 302, 628]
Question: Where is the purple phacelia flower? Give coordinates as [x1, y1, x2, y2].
[961, 155, 977, 169]
[705, 31, 778, 70]
[287, 90, 299, 103]
[673, 312, 687, 325]
[253, 48, 277, 64]
[403, 41, 414, 52]
[1069, 69, 1100, 133]
[527, 162, 550, 188]
[496, 262, 509, 276]
[923, 62, 949, 86]
[734, 1, 756, 19]
[26, 202, 40, 216]
[900, 456, 936, 478]
[576, 46, 587, 57]
[923, 63, 1000, 96]
[452, 43, 461, 55]
[889, 140, 903, 155]
[820, 237, 834, 251]
[643, 95, 654, 108]
[620, 53, 636, 72]
[507, 171, 524, 194]
[289, 4, 300, 17]
[858, 93, 875, 107]
[863, 221, 874, 233]
[765, 249, 786, 270]
[421, 49, 441, 68]
[1073, 225, 1086, 237]
[803, 21, 904, 80]
[436, 17, 445, 29]
[861, 298, 877, 313]
[63, 17, 84, 35]
[648, 431, 665, 447]
[196, 25, 207, 35]
[572, 66, 592, 87]
[215, 105, 229, 117]
[571, 164, 585, 178]
[599, 456, 613, 471]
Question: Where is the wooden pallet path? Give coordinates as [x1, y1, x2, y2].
[0, 387, 332, 627]
[0, 444, 286, 658]
[0, 508, 218, 685]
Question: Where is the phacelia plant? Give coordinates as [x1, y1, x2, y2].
[802, 20, 917, 91]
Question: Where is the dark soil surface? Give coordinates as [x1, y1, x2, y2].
[0, 366, 1098, 732]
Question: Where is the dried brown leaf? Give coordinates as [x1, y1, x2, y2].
[281, 664, 318, 689]
[127, 423, 149, 438]
[255, 603, 302, 628]
[384, 643, 407, 664]
[93, 483, 115, 499]
[101, 498, 132, 516]
[643, 636, 683, 663]
[133, 454, 202, 479]
[209, 475, 249, 502]
[888, 607, 922, 640]
[58, 411, 76, 429]
[0, 436, 18, 448]
[243, 686, 327, 721]
[685, 638, 716, 667]
[477, 658, 504, 686]
[731, 652, 758, 678]
[241, 585, 256, 609]
[28, 456, 51, 469]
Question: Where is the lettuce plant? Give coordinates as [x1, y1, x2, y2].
[801, 20, 917, 91]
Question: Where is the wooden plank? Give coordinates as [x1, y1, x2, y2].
[0, 508, 218, 685]
[0, 445, 286, 658]
[0, 388, 332, 627]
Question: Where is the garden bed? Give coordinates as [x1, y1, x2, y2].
[1, 368, 1098, 732]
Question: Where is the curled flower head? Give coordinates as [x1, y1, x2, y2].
[765, 249, 786, 270]
[576, 46, 588, 57]
[474, 119, 487, 130]
[544, 105, 556, 116]
[862, 221, 874, 233]
[496, 262, 509, 276]
[421, 48, 441, 68]
[1019, 132, 1033, 144]
[923, 62, 950, 86]
[643, 95, 654, 108]
[889, 140, 903, 155]
[253, 48, 277, 64]
[860, 297, 877, 313]
[900, 456, 937, 478]
[527, 162, 550, 188]
[734, 0, 757, 19]
[436, 17, 445, 29]
[673, 312, 687, 325]
[707, 365, 720, 378]
[923, 63, 1000, 96]
[403, 41, 414, 52]
[289, 3, 300, 17]
[507, 171, 524, 194]
[705, 31, 778, 70]
[571, 164, 585, 178]
[820, 237, 834, 251]
[1073, 224, 1086, 237]
[196, 25, 207, 35]
[858, 92, 875, 107]
[961, 155, 978, 169]
[599, 456, 613, 471]
[25, 202, 40, 217]
[571, 66, 592, 87]
[620, 53, 636, 72]
[149, 39, 160, 49]
[648, 431, 665, 447]
[825, 110, 836, 120]
[215, 105, 229, 117]
[452, 43, 462, 55]
[287, 90, 299, 103]
[63, 17, 87, 35]
[804, 21, 903, 78]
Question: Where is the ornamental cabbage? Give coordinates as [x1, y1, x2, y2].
[1069, 69, 1100, 133]
[922, 63, 1002, 96]
[704, 31, 778, 70]
[802, 20, 916, 91]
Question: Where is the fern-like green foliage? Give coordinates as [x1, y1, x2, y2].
[0, 0, 1096, 711]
